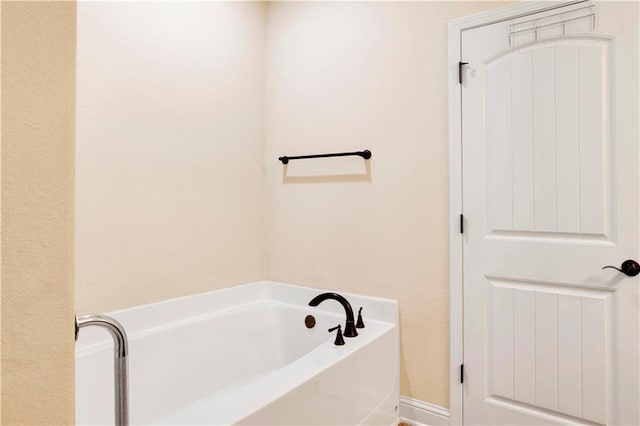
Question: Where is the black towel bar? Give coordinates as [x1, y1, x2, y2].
[278, 150, 371, 164]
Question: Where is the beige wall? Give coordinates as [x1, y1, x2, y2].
[75, 2, 267, 313]
[264, 1, 507, 407]
[1, 2, 76, 423]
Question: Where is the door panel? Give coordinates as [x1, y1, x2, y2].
[461, 2, 638, 425]
[485, 38, 613, 240]
[487, 278, 612, 424]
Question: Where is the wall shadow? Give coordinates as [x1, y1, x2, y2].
[282, 160, 372, 184]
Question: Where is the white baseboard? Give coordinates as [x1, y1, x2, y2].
[399, 396, 450, 426]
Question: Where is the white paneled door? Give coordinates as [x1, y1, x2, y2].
[461, 2, 638, 425]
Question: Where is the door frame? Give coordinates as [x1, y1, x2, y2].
[446, 1, 594, 424]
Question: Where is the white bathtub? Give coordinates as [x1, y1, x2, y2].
[75, 281, 399, 425]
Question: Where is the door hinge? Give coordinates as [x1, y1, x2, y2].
[460, 214, 464, 234]
[458, 62, 468, 85]
[460, 364, 464, 383]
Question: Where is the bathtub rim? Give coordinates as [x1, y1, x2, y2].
[75, 280, 399, 348]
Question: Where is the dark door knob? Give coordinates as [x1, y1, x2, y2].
[602, 260, 640, 277]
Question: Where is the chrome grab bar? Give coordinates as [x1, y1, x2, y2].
[75, 314, 129, 426]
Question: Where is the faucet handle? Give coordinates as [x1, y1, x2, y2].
[328, 325, 345, 346]
[356, 307, 365, 329]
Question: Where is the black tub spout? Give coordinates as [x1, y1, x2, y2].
[308, 292, 358, 338]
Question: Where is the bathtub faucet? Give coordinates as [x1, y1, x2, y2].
[308, 293, 358, 338]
